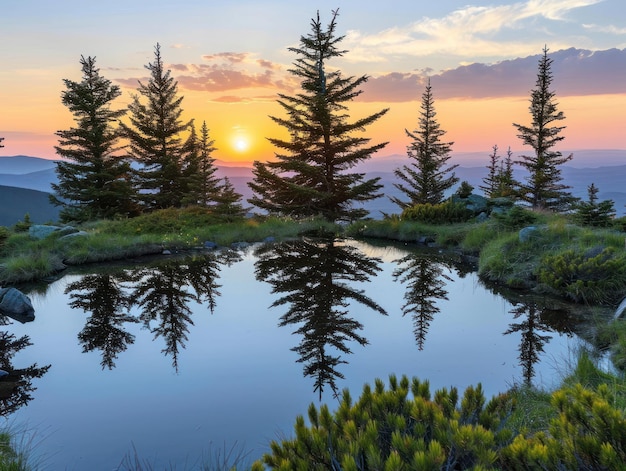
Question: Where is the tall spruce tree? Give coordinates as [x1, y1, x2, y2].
[513, 46, 574, 211]
[248, 10, 388, 222]
[51, 56, 136, 222]
[120, 43, 192, 210]
[391, 79, 458, 209]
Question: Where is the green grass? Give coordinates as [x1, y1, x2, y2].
[0, 209, 341, 284]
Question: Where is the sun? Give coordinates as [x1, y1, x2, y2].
[234, 137, 249, 152]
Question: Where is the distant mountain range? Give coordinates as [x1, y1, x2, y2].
[1, 151, 625, 227]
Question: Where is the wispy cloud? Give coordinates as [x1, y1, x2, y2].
[583, 23, 626, 34]
[343, 0, 604, 66]
[116, 53, 294, 95]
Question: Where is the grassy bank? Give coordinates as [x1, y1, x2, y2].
[349, 210, 626, 306]
[0, 209, 340, 285]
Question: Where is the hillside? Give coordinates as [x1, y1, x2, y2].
[1, 154, 625, 222]
[0, 185, 60, 226]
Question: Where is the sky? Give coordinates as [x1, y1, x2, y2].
[1, 0, 625, 165]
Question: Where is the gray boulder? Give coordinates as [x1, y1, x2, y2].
[519, 226, 541, 243]
[29, 224, 61, 240]
[28, 225, 78, 240]
[0, 287, 35, 323]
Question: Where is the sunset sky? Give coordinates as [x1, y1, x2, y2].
[1, 0, 625, 165]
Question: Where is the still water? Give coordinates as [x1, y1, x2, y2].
[3, 238, 594, 469]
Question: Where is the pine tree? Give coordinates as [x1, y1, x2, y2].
[495, 147, 518, 198]
[120, 43, 192, 210]
[181, 120, 221, 207]
[248, 10, 388, 222]
[51, 56, 136, 222]
[212, 177, 246, 220]
[480, 145, 500, 198]
[513, 46, 574, 211]
[573, 183, 616, 227]
[391, 79, 458, 209]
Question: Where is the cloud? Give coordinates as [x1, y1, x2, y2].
[358, 48, 626, 102]
[583, 23, 626, 34]
[116, 53, 294, 94]
[202, 52, 250, 63]
[343, 0, 604, 65]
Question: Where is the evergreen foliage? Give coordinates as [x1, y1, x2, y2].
[248, 10, 388, 222]
[211, 177, 246, 220]
[256, 374, 626, 470]
[181, 120, 221, 207]
[51, 56, 136, 222]
[538, 246, 626, 304]
[401, 200, 472, 224]
[481, 145, 518, 199]
[391, 79, 458, 209]
[573, 183, 616, 228]
[120, 43, 193, 210]
[513, 47, 575, 211]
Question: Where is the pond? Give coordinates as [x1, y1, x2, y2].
[2, 238, 602, 470]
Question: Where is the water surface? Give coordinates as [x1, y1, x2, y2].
[3, 238, 594, 469]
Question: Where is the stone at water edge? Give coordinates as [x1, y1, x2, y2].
[0, 287, 35, 323]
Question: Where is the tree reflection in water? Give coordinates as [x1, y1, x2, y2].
[66, 250, 241, 371]
[0, 330, 50, 416]
[254, 237, 387, 399]
[67, 272, 138, 370]
[392, 252, 454, 350]
[504, 301, 562, 385]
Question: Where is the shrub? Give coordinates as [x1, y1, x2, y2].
[256, 375, 626, 470]
[538, 246, 626, 304]
[491, 205, 537, 230]
[12, 214, 31, 233]
[455, 180, 474, 199]
[256, 375, 513, 470]
[402, 200, 473, 224]
[0, 227, 9, 250]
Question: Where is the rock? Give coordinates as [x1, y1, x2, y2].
[59, 231, 88, 240]
[519, 226, 541, 243]
[162, 249, 172, 255]
[476, 212, 489, 223]
[29, 225, 61, 240]
[263, 236, 276, 243]
[28, 225, 78, 240]
[465, 194, 489, 214]
[0, 287, 35, 323]
[204, 241, 218, 249]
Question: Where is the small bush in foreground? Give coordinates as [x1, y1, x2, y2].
[256, 374, 626, 470]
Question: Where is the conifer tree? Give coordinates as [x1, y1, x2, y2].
[248, 10, 388, 222]
[513, 46, 574, 211]
[480, 145, 500, 198]
[212, 177, 246, 220]
[391, 79, 458, 209]
[573, 183, 615, 227]
[181, 120, 221, 207]
[0, 137, 4, 148]
[51, 56, 136, 222]
[120, 43, 192, 210]
[495, 147, 518, 198]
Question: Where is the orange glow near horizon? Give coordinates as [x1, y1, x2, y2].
[2, 91, 625, 164]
